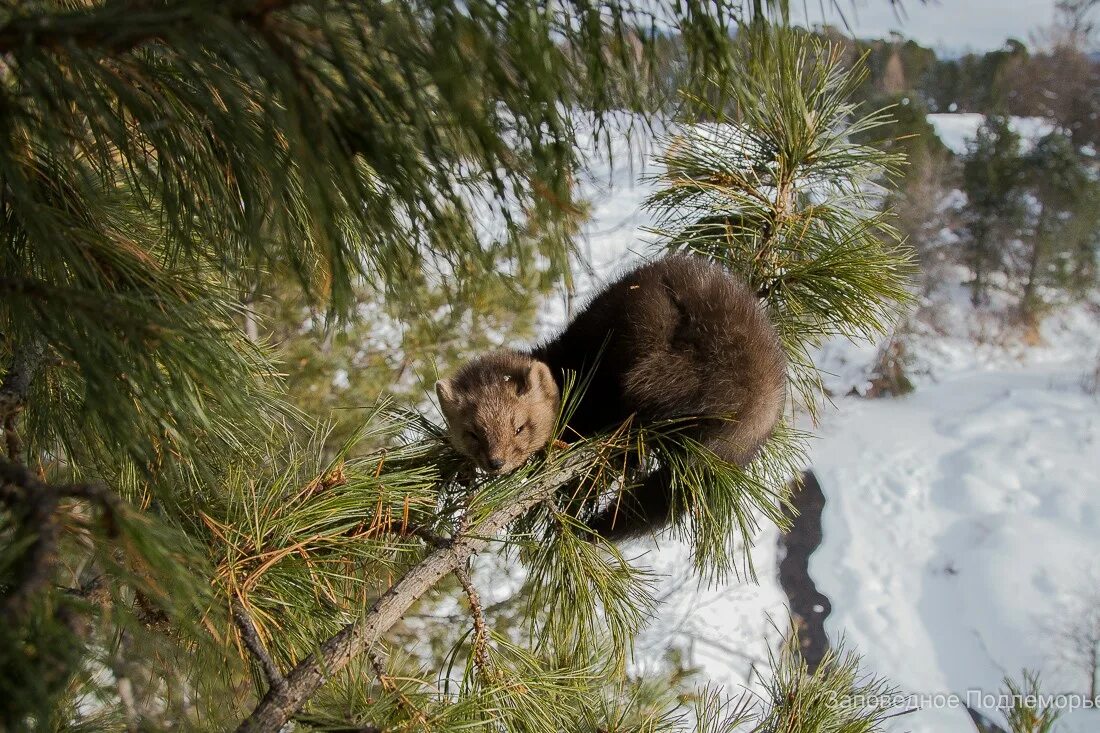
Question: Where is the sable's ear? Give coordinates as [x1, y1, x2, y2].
[435, 379, 458, 408]
[525, 361, 557, 399]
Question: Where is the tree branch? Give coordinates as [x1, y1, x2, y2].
[403, 524, 451, 549]
[234, 450, 592, 733]
[233, 602, 287, 696]
[0, 459, 121, 623]
[0, 474, 61, 623]
[0, 0, 298, 57]
[453, 565, 491, 676]
[0, 338, 44, 418]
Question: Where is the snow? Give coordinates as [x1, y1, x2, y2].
[626, 529, 789, 689]
[803, 269, 1100, 731]
[810, 362, 1100, 732]
[928, 113, 1059, 155]
[331, 368, 350, 390]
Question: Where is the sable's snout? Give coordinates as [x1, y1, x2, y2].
[488, 457, 505, 471]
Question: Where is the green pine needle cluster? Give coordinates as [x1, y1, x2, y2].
[647, 25, 915, 418]
[543, 633, 901, 733]
[1003, 671, 1062, 733]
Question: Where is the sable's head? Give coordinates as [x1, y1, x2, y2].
[436, 352, 560, 474]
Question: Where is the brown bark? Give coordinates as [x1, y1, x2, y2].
[0, 459, 122, 623]
[233, 602, 287, 696]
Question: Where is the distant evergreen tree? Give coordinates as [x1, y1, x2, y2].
[1018, 132, 1097, 324]
[960, 116, 1027, 306]
[853, 93, 947, 173]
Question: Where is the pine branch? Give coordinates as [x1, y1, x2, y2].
[233, 601, 287, 696]
[0, 469, 62, 624]
[0, 459, 121, 623]
[647, 24, 914, 421]
[0, 338, 44, 420]
[0, 0, 297, 55]
[235, 449, 592, 733]
[406, 524, 451, 549]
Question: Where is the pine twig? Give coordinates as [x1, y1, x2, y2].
[110, 630, 141, 733]
[0, 474, 62, 623]
[368, 652, 428, 726]
[404, 524, 451, 549]
[453, 565, 491, 676]
[235, 450, 592, 733]
[233, 602, 287, 696]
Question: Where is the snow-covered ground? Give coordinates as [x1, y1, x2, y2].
[803, 258, 1100, 731]
[928, 113, 1058, 155]
[521, 114, 1100, 731]
[810, 356, 1100, 732]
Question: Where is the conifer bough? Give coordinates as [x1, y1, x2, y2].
[235, 451, 592, 733]
[0, 0, 744, 725]
[0, 0, 295, 54]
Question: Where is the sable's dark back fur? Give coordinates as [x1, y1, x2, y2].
[533, 254, 786, 539]
[534, 255, 786, 465]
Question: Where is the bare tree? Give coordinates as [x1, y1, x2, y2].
[1054, 0, 1100, 50]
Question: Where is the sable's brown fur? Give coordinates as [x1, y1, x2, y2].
[436, 255, 787, 539]
[436, 353, 559, 474]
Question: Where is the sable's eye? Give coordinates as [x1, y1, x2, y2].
[514, 424, 525, 436]
[465, 430, 478, 442]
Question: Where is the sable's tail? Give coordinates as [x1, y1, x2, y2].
[586, 466, 680, 541]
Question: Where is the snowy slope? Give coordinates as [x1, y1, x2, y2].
[810, 363, 1100, 732]
[805, 252, 1100, 732]
[805, 279, 1100, 733]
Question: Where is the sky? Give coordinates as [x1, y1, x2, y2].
[790, 0, 1060, 54]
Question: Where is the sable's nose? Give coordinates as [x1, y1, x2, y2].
[488, 458, 504, 471]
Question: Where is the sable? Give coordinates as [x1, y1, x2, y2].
[437, 255, 787, 539]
